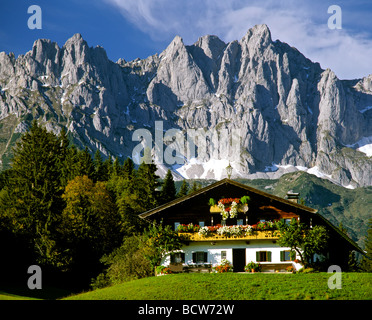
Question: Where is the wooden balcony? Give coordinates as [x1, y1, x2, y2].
[179, 230, 280, 242]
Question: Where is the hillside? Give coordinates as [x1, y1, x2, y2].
[64, 273, 372, 300]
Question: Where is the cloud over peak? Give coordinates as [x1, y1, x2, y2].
[105, 0, 372, 79]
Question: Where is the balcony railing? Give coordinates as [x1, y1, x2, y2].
[179, 230, 280, 242]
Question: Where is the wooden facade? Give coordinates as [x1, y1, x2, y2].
[140, 179, 311, 228]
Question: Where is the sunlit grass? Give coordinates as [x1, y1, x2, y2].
[64, 272, 372, 300]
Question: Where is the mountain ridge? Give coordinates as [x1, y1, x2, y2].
[0, 24, 371, 188]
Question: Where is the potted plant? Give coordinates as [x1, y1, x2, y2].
[155, 265, 172, 276]
[286, 265, 294, 273]
[240, 195, 250, 212]
[213, 259, 233, 273]
[244, 261, 261, 273]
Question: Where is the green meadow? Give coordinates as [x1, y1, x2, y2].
[63, 272, 372, 300]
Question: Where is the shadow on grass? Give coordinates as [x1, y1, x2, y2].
[0, 284, 74, 300]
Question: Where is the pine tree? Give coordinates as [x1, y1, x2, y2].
[177, 179, 189, 198]
[94, 149, 109, 181]
[136, 149, 160, 211]
[0, 121, 67, 265]
[75, 147, 95, 179]
[112, 157, 122, 177]
[123, 157, 135, 180]
[160, 170, 177, 204]
[189, 180, 202, 194]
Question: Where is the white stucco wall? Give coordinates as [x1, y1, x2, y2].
[162, 240, 303, 271]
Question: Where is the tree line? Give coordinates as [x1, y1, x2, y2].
[0, 121, 193, 289]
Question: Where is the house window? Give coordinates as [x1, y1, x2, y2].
[237, 219, 243, 226]
[174, 222, 180, 231]
[280, 250, 294, 261]
[221, 251, 227, 260]
[256, 251, 272, 262]
[199, 221, 205, 227]
[193, 251, 208, 263]
[170, 252, 185, 264]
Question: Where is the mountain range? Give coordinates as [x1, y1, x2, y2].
[0, 24, 371, 188]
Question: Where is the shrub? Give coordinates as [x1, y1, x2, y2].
[155, 265, 172, 275]
[213, 259, 233, 273]
[286, 265, 294, 272]
[244, 261, 262, 272]
[91, 235, 152, 289]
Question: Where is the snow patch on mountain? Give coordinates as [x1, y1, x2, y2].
[346, 136, 372, 157]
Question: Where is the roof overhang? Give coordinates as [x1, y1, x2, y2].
[139, 178, 317, 219]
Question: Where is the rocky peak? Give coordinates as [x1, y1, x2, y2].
[240, 24, 272, 50]
[0, 26, 371, 188]
[192, 35, 226, 60]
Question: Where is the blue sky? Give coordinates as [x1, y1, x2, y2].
[0, 0, 371, 79]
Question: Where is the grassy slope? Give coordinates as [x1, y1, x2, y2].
[64, 273, 372, 300]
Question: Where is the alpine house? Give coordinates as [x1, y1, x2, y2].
[139, 179, 363, 273]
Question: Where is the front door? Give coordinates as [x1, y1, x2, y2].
[232, 248, 246, 272]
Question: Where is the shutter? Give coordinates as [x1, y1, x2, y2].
[192, 252, 196, 263]
[280, 251, 284, 262]
[267, 251, 272, 262]
[181, 253, 185, 263]
[204, 252, 208, 263]
[256, 251, 260, 262]
[170, 254, 175, 264]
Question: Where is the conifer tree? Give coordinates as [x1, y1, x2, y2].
[112, 157, 147, 234]
[123, 157, 135, 180]
[0, 121, 67, 265]
[177, 179, 189, 198]
[189, 180, 202, 194]
[94, 149, 109, 182]
[160, 169, 177, 204]
[112, 157, 122, 177]
[136, 149, 160, 211]
[75, 147, 95, 179]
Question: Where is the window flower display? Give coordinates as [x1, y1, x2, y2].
[209, 196, 250, 220]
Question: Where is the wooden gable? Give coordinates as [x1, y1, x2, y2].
[139, 179, 316, 227]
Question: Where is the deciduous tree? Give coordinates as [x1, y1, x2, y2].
[277, 219, 329, 267]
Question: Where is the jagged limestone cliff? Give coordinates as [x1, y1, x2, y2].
[0, 25, 371, 187]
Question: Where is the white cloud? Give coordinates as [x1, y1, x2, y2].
[104, 0, 372, 79]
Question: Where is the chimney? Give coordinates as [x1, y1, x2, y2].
[286, 192, 300, 203]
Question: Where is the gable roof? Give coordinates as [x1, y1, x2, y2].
[139, 178, 317, 219]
